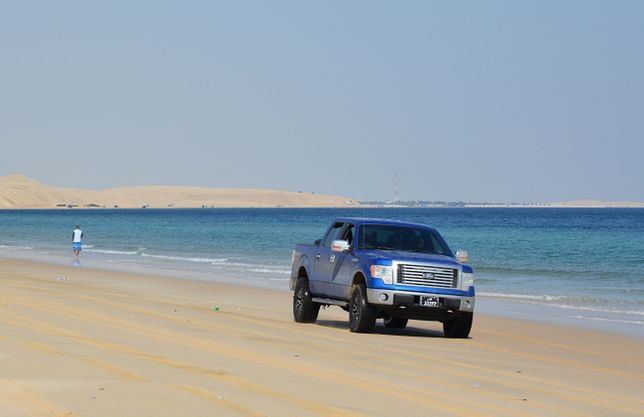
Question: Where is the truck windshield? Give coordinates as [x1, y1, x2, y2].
[358, 224, 452, 256]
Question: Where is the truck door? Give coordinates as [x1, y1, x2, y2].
[326, 223, 355, 299]
[310, 222, 344, 295]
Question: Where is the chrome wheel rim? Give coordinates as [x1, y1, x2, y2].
[295, 287, 305, 316]
[350, 293, 361, 326]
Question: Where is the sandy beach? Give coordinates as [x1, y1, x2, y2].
[0, 257, 642, 417]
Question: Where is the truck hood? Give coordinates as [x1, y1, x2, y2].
[358, 249, 462, 269]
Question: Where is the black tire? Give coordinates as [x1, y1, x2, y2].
[349, 284, 376, 333]
[443, 312, 473, 338]
[293, 278, 320, 323]
[383, 315, 408, 329]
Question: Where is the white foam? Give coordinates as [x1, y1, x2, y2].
[0, 244, 34, 251]
[247, 268, 291, 274]
[210, 261, 289, 271]
[571, 315, 644, 325]
[479, 292, 572, 301]
[140, 253, 228, 264]
[85, 248, 138, 255]
[480, 292, 644, 316]
[553, 304, 644, 316]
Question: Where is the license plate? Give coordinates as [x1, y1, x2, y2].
[419, 296, 440, 307]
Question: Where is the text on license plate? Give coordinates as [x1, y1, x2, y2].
[419, 296, 440, 307]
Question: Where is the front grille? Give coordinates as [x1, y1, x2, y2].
[397, 264, 458, 288]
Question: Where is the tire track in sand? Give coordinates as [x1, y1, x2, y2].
[24, 288, 641, 415]
[4, 276, 643, 416]
[0, 380, 76, 417]
[6, 296, 630, 416]
[2, 302, 530, 417]
[0, 315, 375, 417]
[23, 341, 147, 381]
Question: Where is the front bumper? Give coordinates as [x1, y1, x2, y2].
[366, 288, 475, 313]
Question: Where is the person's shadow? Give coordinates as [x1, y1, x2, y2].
[72, 258, 81, 267]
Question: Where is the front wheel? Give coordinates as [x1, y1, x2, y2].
[293, 279, 320, 323]
[349, 284, 376, 333]
[443, 312, 473, 338]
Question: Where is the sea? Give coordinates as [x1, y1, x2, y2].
[1, 208, 643, 337]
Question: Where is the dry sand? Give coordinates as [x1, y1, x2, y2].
[0, 258, 642, 417]
[0, 175, 359, 208]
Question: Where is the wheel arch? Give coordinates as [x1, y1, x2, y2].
[298, 265, 309, 279]
[351, 271, 367, 288]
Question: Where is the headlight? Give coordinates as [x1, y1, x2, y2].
[370, 265, 393, 284]
[461, 272, 474, 290]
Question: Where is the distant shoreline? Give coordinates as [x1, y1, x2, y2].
[360, 201, 644, 209]
[2, 174, 642, 209]
[2, 205, 644, 210]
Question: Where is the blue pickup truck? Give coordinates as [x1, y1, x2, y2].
[290, 218, 475, 337]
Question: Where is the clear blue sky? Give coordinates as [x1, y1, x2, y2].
[1, 1, 642, 202]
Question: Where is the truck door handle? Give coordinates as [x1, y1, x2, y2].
[316, 254, 321, 260]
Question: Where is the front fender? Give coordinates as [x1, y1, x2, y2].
[340, 261, 371, 299]
[290, 254, 312, 291]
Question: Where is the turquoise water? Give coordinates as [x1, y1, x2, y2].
[1, 208, 643, 334]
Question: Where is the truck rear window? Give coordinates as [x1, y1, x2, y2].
[358, 225, 452, 256]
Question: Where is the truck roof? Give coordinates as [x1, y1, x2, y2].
[332, 217, 437, 230]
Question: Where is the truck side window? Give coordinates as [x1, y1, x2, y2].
[322, 223, 344, 247]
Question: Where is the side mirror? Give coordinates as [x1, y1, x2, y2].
[331, 239, 350, 253]
[314, 239, 321, 246]
[455, 250, 469, 263]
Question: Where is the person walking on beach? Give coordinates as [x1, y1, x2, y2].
[72, 224, 84, 256]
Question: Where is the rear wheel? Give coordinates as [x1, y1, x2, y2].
[443, 312, 473, 338]
[349, 284, 376, 333]
[383, 315, 408, 329]
[293, 279, 320, 323]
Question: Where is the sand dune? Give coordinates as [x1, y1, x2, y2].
[0, 175, 360, 208]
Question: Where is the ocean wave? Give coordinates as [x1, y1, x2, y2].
[480, 292, 644, 316]
[140, 253, 228, 264]
[85, 248, 138, 255]
[553, 304, 644, 316]
[475, 265, 625, 280]
[479, 292, 580, 301]
[208, 262, 289, 273]
[571, 315, 644, 325]
[0, 244, 34, 250]
[247, 268, 291, 274]
[85, 248, 285, 273]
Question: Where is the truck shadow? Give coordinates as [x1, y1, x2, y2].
[314, 319, 445, 338]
